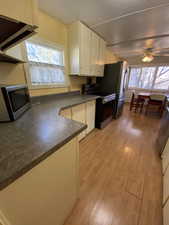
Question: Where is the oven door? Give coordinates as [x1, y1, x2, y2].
[95, 98, 114, 129]
[7, 85, 31, 120]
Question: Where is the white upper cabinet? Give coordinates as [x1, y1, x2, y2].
[90, 32, 99, 76]
[68, 21, 105, 77]
[97, 38, 106, 77]
[79, 23, 91, 75]
[90, 35, 106, 77]
[68, 22, 91, 76]
[0, 0, 38, 26]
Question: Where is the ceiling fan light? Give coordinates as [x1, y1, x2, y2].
[142, 55, 154, 62]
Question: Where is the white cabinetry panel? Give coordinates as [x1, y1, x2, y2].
[72, 104, 86, 141]
[79, 23, 91, 75]
[0, 0, 38, 26]
[60, 100, 96, 140]
[97, 38, 106, 77]
[90, 32, 99, 76]
[86, 100, 96, 134]
[0, 138, 79, 225]
[69, 21, 105, 77]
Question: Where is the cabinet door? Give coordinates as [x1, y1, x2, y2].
[0, 137, 79, 225]
[90, 32, 99, 76]
[79, 23, 91, 75]
[0, 0, 37, 25]
[163, 163, 169, 205]
[97, 38, 106, 77]
[162, 139, 169, 174]
[86, 100, 96, 134]
[68, 22, 80, 75]
[163, 198, 169, 225]
[60, 108, 72, 119]
[72, 104, 86, 141]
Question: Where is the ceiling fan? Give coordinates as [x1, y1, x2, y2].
[108, 34, 169, 63]
[142, 47, 169, 62]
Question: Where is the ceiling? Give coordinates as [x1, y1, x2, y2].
[39, 0, 169, 61]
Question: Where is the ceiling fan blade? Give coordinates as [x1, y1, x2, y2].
[154, 53, 169, 57]
[153, 48, 169, 54]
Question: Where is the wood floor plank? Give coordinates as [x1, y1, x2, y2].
[64, 105, 163, 225]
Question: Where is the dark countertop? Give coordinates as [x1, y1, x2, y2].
[0, 92, 99, 190]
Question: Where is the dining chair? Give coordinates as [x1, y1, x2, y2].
[130, 92, 145, 113]
[145, 94, 167, 117]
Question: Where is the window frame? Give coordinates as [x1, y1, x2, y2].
[24, 37, 69, 90]
[128, 64, 169, 92]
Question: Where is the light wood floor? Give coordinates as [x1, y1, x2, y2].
[64, 104, 163, 225]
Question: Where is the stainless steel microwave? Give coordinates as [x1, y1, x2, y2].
[0, 84, 31, 122]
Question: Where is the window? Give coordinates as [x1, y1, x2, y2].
[25, 39, 67, 88]
[128, 66, 169, 90]
[139, 67, 155, 89]
[154, 66, 169, 90]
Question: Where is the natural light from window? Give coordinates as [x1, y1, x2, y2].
[25, 40, 66, 87]
[128, 66, 169, 91]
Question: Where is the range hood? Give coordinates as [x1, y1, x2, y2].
[0, 15, 37, 52]
[0, 51, 25, 64]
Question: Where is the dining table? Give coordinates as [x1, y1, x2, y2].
[137, 92, 169, 100]
[137, 92, 169, 113]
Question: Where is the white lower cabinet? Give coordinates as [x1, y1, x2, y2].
[60, 100, 96, 141]
[72, 103, 86, 141]
[86, 100, 96, 134]
[0, 138, 79, 225]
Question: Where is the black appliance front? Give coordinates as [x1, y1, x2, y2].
[0, 85, 31, 122]
[113, 97, 125, 119]
[8, 88, 30, 113]
[95, 98, 116, 129]
[96, 62, 128, 119]
[97, 62, 126, 97]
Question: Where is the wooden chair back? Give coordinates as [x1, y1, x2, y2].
[131, 92, 135, 104]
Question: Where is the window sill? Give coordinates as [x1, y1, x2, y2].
[127, 87, 169, 92]
[28, 84, 69, 90]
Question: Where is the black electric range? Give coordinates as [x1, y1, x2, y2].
[95, 92, 116, 129]
[82, 83, 117, 129]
